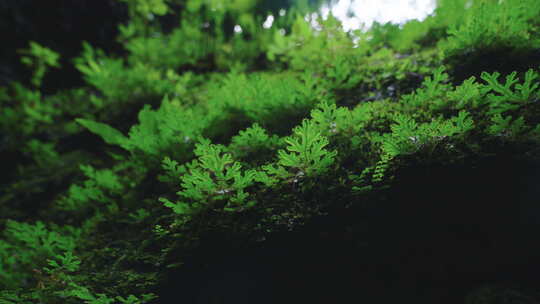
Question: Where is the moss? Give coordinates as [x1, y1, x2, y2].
[1, 0, 540, 303]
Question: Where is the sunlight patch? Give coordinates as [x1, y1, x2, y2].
[320, 0, 436, 31]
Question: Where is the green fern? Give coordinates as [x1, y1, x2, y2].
[74, 43, 178, 103]
[441, 0, 540, 59]
[57, 164, 124, 211]
[481, 69, 540, 115]
[487, 114, 527, 140]
[400, 66, 452, 111]
[271, 119, 337, 178]
[75, 118, 129, 148]
[208, 72, 317, 134]
[227, 123, 284, 165]
[309, 100, 353, 137]
[77, 96, 207, 161]
[118, 0, 169, 17]
[19, 41, 60, 88]
[0, 221, 81, 289]
[379, 110, 474, 157]
[446, 76, 485, 110]
[159, 138, 259, 215]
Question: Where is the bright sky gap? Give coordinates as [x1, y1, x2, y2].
[260, 0, 437, 31]
[320, 0, 437, 31]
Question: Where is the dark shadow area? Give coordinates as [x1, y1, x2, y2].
[0, 0, 129, 92]
[446, 47, 540, 85]
[335, 71, 425, 109]
[156, 156, 540, 304]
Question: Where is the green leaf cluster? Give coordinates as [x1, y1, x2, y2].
[0, 220, 80, 289]
[377, 110, 474, 158]
[124, 20, 214, 70]
[266, 119, 337, 179]
[207, 72, 320, 134]
[159, 138, 259, 215]
[0, 83, 63, 136]
[3, 1, 540, 303]
[441, 0, 540, 59]
[400, 66, 452, 111]
[77, 95, 208, 162]
[21, 139, 60, 168]
[74, 43, 181, 104]
[18, 41, 61, 88]
[227, 123, 284, 165]
[57, 164, 124, 212]
[397, 66, 540, 118]
[481, 69, 540, 115]
[487, 114, 527, 140]
[119, 0, 170, 17]
[267, 14, 366, 89]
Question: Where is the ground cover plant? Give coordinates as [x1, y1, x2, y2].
[1, 0, 540, 303]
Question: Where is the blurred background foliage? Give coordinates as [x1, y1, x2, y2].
[2, 0, 539, 92]
[0, 0, 325, 91]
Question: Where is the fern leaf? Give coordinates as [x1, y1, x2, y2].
[76, 119, 128, 148]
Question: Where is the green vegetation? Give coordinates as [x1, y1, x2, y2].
[1, 0, 539, 303]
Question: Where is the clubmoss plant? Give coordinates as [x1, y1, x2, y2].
[159, 138, 260, 216]
[18, 42, 61, 88]
[2, 1, 540, 303]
